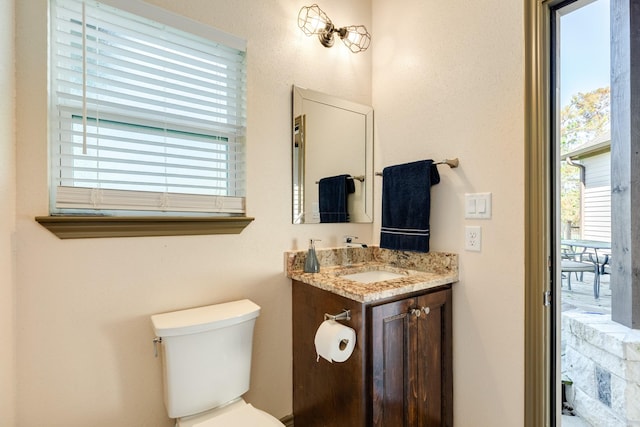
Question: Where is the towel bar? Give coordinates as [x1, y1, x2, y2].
[375, 158, 459, 176]
[315, 175, 365, 184]
[436, 158, 459, 168]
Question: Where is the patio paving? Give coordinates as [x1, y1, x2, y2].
[561, 413, 592, 426]
[561, 271, 611, 314]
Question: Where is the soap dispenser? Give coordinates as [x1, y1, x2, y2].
[304, 239, 321, 273]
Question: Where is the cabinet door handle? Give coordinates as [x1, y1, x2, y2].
[410, 307, 431, 317]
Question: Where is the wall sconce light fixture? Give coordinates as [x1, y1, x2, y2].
[297, 4, 371, 53]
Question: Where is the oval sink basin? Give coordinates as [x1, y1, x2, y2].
[340, 270, 406, 284]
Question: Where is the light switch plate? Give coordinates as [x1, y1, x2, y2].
[465, 192, 492, 219]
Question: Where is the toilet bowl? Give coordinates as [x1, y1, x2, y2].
[176, 399, 284, 427]
[151, 299, 285, 427]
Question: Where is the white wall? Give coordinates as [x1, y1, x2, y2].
[13, 0, 527, 426]
[0, 0, 16, 425]
[14, 1, 372, 426]
[583, 152, 611, 241]
[372, 0, 525, 425]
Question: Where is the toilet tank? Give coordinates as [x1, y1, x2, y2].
[151, 299, 261, 419]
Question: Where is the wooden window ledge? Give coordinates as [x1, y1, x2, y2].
[35, 216, 254, 239]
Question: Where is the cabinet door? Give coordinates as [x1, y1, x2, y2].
[371, 297, 416, 427]
[414, 290, 452, 427]
[371, 289, 452, 427]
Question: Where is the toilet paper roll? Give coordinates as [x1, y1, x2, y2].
[314, 319, 356, 363]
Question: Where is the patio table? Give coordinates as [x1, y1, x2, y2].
[561, 239, 611, 299]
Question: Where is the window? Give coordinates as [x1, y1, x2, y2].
[49, 0, 247, 216]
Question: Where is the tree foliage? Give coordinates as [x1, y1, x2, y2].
[560, 87, 610, 154]
[560, 87, 610, 234]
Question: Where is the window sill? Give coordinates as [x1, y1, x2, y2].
[35, 216, 255, 239]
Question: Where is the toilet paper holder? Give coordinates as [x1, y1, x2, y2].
[324, 309, 351, 322]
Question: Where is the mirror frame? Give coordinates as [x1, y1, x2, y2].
[291, 85, 374, 224]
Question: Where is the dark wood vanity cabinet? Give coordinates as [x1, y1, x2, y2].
[292, 280, 453, 427]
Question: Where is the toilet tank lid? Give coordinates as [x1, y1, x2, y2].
[151, 299, 261, 337]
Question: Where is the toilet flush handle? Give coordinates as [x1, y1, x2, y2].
[152, 337, 162, 358]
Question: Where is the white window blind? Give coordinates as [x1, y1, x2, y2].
[49, 0, 247, 215]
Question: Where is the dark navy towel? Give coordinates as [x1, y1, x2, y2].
[380, 160, 440, 252]
[319, 174, 356, 223]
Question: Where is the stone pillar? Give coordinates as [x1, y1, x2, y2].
[611, 0, 640, 329]
[563, 312, 640, 425]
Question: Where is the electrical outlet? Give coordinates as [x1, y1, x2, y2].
[465, 226, 482, 252]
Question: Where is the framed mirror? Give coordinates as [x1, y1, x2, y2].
[292, 85, 374, 224]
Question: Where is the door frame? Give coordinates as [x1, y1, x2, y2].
[525, 0, 561, 425]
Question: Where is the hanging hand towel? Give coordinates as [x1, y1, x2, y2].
[380, 160, 440, 252]
[319, 174, 356, 223]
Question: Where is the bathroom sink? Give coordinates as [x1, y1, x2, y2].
[340, 270, 406, 284]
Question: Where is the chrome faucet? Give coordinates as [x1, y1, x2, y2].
[344, 235, 368, 248]
[342, 236, 367, 267]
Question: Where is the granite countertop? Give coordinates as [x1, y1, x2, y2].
[284, 246, 458, 303]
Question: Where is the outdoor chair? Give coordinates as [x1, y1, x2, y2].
[560, 246, 598, 291]
[597, 254, 611, 298]
[561, 259, 598, 290]
[599, 253, 610, 275]
[586, 252, 610, 299]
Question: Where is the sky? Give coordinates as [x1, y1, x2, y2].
[560, 0, 611, 108]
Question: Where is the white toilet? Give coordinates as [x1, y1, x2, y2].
[151, 299, 285, 427]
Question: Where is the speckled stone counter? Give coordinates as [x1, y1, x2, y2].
[284, 246, 458, 303]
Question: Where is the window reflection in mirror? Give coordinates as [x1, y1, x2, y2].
[292, 85, 373, 224]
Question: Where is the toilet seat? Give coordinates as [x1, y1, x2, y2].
[179, 399, 284, 427]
